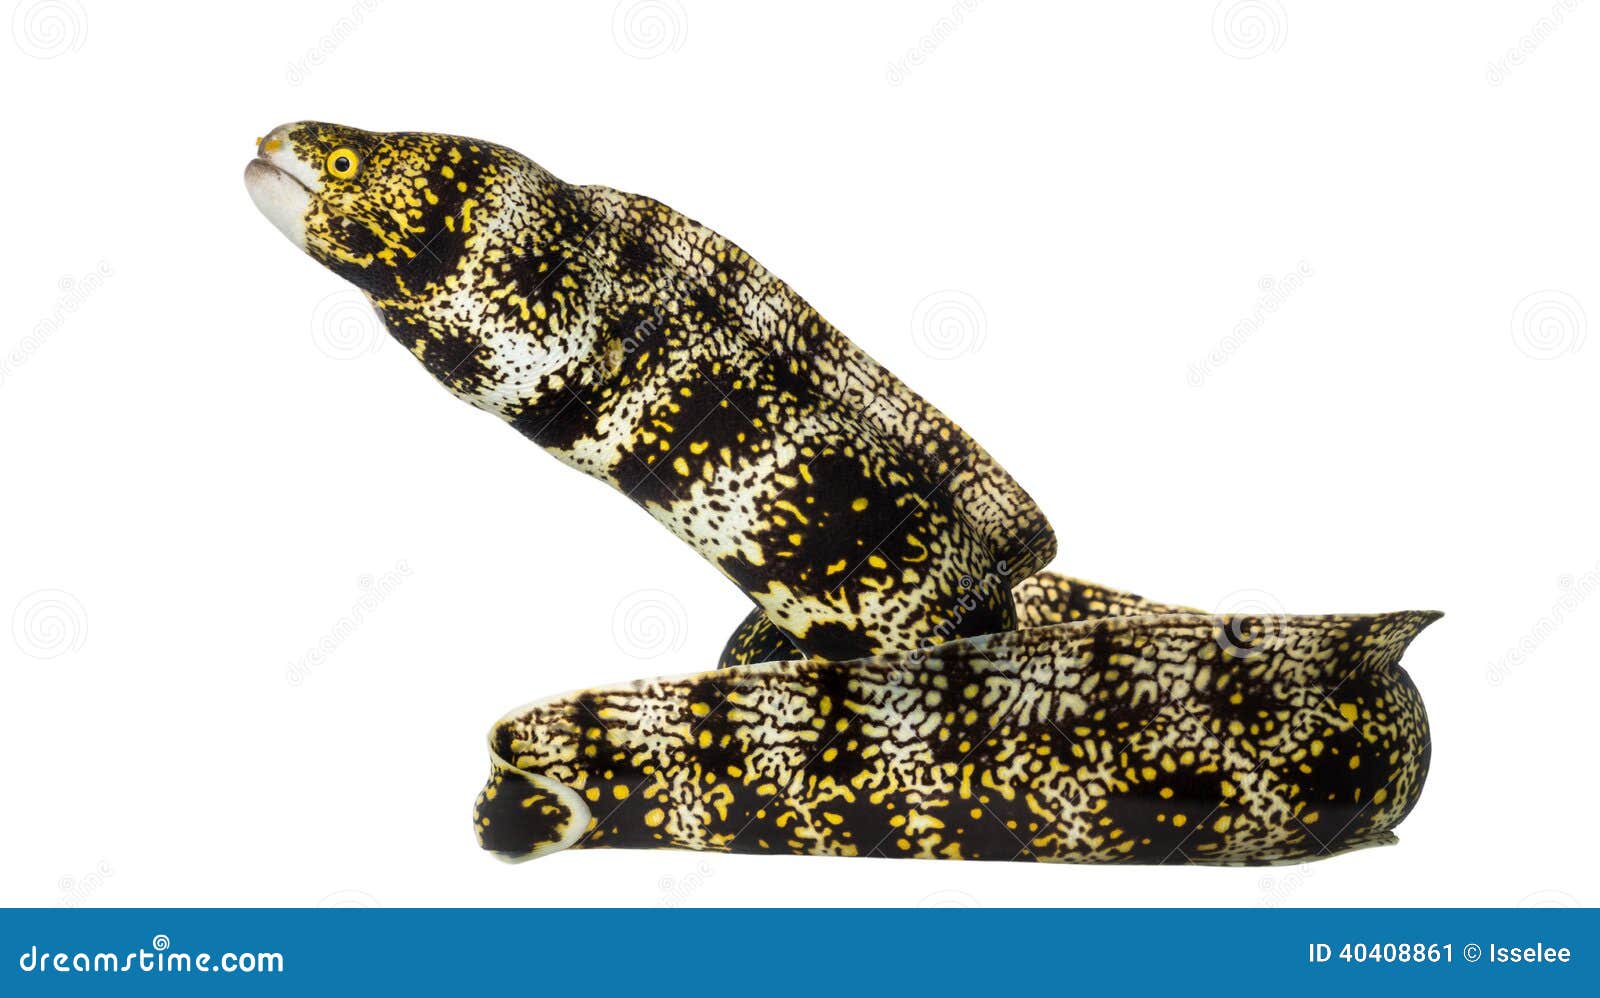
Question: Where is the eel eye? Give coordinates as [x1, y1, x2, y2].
[325, 147, 360, 180]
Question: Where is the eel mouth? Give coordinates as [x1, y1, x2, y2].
[246, 156, 311, 194]
[244, 157, 313, 250]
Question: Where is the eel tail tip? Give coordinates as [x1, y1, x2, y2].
[473, 766, 592, 862]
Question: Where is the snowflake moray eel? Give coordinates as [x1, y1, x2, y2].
[246, 122, 1437, 866]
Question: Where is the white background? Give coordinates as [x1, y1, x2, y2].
[2, 1, 1595, 908]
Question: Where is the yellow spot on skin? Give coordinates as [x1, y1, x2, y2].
[1339, 703, 1360, 723]
[851, 497, 869, 512]
[1373, 788, 1388, 805]
[584, 787, 600, 802]
[826, 559, 848, 575]
[613, 786, 629, 800]
[644, 808, 665, 828]
[1171, 813, 1187, 828]
[1214, 815, 1231, 833]
[673, 456, 691, 476]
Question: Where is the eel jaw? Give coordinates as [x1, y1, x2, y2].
[244, 157, 312, 251]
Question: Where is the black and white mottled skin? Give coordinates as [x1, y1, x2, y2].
[245, 121, 1051, 662]
[246, 122, 1437, 866]
[480, 574, 1435, 865]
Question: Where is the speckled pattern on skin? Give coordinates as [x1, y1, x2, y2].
[716, 570, 1196, 669]
[245, 121, 1053, 662]
[246, 123, 1438, 866]
[479, 574, 1436, 865]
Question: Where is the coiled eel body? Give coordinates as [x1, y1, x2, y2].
[245, 122, 1437, 866]
[480, 575, 1434, 864]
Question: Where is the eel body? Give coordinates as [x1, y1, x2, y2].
[245, 122, 1437, 867]
[244, 122, 1051, 662]
[479, 573, 1434, 865]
